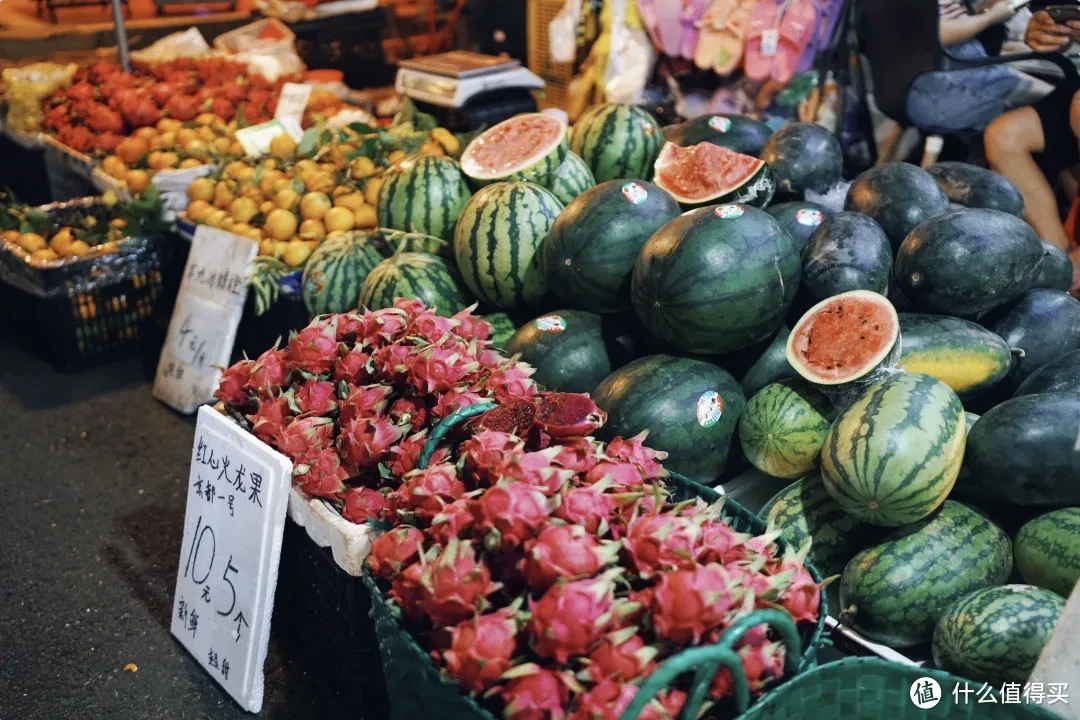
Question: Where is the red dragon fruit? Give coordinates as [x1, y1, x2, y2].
[451, 307, 491, 343]
[585, 627, 659, 683]
[528, 569, 620, 663]
[441, 608, 520, 693]
[363, 307, 409, 346]
[246, 347, 290, 393]
[500, 665, 572, 720]
[651, 564, 745, 644]
[418, 538, 501, 627]
[390, 560, 428, 621]
[585, 461, 645, 489]
[432, 387, 487, 419]
[605, 431, 669, 479]
[367, 526, 424, 579]
[710, 641, 787, 699]
[492, 448, 577, 496]
[534, 393, 607, 438]
[287, 316, 340, 374]
[407, 309, 459, 344]
[488, 362, 539, 404]
[461, 430, 526, 485]
[409, 345, 480, 394]
[339, 415, 405, 470]
[337, 487, 387, 523]
[624, 513, 704, 578]
[333, 346, 372, 384]
[215, 359, 252, 406]
[476, 399, 537, 436]
[697, 521, 751, 564]
[726, 561, 794, 606]
[521, 523, 621, 591]
[339, 384, 393, 426]
[569, 680, 686, 720]
[393, 297, 427, 317]
[294, 379, 338, 416]
[618, 587, 654, 628]
[371, 343, 413, 385]
[248, 395, 294, 447]
[473, 480, 557, 550]
[428, 497, 476, 545]
[554, 482, 618, 535]
[386, 430, 449, 478]
[277, 415, 334, 460]
[291, 447, 349, 498]
[396, 463, 466, 519]
[389, 395, 428, 431]
[335, 311, 367, 342]
[737, 529, 783, 565]
[551, 437, 604, 474]
[771, 544, 825, 623]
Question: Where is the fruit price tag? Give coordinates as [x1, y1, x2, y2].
[234, 118, 304, 158]
[152, 225, 258, 414]
[171, 405, 292, 713]
[760, 29, 779, 57]
[274, 83, 314, 124]
[152, 164, 216, 221]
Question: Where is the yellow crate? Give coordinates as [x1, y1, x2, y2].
[527, 0, 575, 111]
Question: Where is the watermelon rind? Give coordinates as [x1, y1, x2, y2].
[570, 102, 664, 183]
[801, 211, 893, 301]
[376, 155, 472, 242]
[543, 151, 596, 206]
[820, 372, 966, 527]
[1014, 348, 1080, 397]
[927, 161, 1025, 217]
[651, 141, 775, 209]
[839, 500, 1013, 648]
[984, 289, 1080, 387]
[932, 585, 1064, 684]
[845, 163, 950, 251]
[896, 313, 1013, 397]
[460, 113, 569, 187]
[358, 251, 472, 315]
[1014, 508, 1080, 597]
[301, 232, 386, 316]
[739, 379, 833, 480]
[760, 122, 844, 197]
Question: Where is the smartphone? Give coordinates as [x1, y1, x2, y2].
[1046, 4, 1080, 22]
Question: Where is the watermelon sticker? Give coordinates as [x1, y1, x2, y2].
[622, 182, 648, 205]
[641, 121, 656, 136]
[796, 208, 824, 227]
[715, 204, 744, 219]
[697, 391, 723, 428]
[534, 315, 567, 333]
[708, 116, 732, 133]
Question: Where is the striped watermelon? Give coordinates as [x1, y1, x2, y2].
[301, 232, 385, 316]
[932, 585, 1065, 684]
[739, 379, 833, 479]
[760, 475, 880, 576]
[840, 500, 1013, 647]
[1014, 508, 1080, 597]
[544, 151, 596, 205]
[460, 113, 568, 187]
[821, 372, 966, 527]
[358, 251, 472, 315]
[482, 312, 520, 350]
[376, 155, 472, 241]
[453, 181, 563, 309]
[570, 103, 663, 183]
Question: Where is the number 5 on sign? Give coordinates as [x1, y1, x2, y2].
[171, 406, 292, 713]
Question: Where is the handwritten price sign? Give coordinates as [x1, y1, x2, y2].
[171, 406, 291, 713]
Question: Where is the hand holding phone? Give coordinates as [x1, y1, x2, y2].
[1045, 4, 1080, 23]
[1027, 7, 1076, 50]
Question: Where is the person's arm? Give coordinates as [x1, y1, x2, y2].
[941, 0, 1017, 45]
[1024, 10, 1073, 50]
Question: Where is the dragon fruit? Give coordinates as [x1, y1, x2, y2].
[391, 560, 428, 621]
[335, 311, 367, 342]
[276, 415, 334, 460]
[389, 395, 428, 432]
[371, 343, 412, 386]
[393, 297, 428, 317]
[726, 561, 794, 605]
[215, 359, 252, 406]
[339, 415, 405, 469]
[367, 526, 424, 579]
[551, 437, 603, 474]
[710, 641, 787, 699]
[363, 307, 409, 346]
[618, 587, 654, 628]
[528, 570, 620, 663]
[441, 608, 520, 693]
[473, 480, 557, 550]
[461, 430, 526, 486]
[339, 384, 393, 426]
[418, 538, 501, 627]
[428, 497, 476, 545]
[651, 564, 745, 644]
[294, 379, 338, 416]
[737, 530, 782, 565]
[248, 395, 294, 447]
[521, 523, 621, 591]
[451, 307, 491, 343]
[291, 447, 349, 498]
[569, 680, 686, 720]
[409, 345, 480, 395]
[341, 487, 391, 523]
[488, 362, 539, 404]
[554, 482, 619, 535]
[624, 513, 703, 578]
[772, 544, 825, 623]
[585, 461, 645, 489]
[696, 521, 750, 565]
[500, 665, 572, 720]
[475, 400, 537, 437]
[605, 432, 668, 479]
[333, 346, 372, 385]
[493, 448, 576, 497]
[534, 393, 606, 438]
[407, 309, 459, 345]
[287, 316, 340, 374]
[246, 347, 290, 393]
[396, 463, 466, 519]
[585, 627, 658, 683]
[387, 429, 448, 478]
[432, 387, 486, 419]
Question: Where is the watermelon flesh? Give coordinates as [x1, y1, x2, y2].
[652, 141, 766, 205]
[460, 113, 567, 182]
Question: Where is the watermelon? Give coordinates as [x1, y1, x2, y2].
[482, 312, 519, 350]
[760, 475, 881, 576]
[459, 113, 568, 187]
[662, 113, 773, 156]
[821, 372, 966, 526]
[543, 179, 681, 313]
[1014, 348, 1080, 397]
[503, 310, 634, 395]
[951, 411, 982, 497]
[839, 500, 1013, 648]
[632, 204, 799, 355]
[358, 251, 471, 315]
[739, 325, 797, 398]
[985, 289, 1080, 385]
[766, 201, 834, 254]
[802, 212, 893, 301]
[739, 379, 833, 479]
[376, 155, 472, 242]
[894, 208, 1043, 315]
[301, 232, 385, 316]
[964, 392, 1080, 506]
[543, 151, 595, 206]
[932, 585, 1064, 684]
[896, 314, 1013, 397]
[1033, 240, 1075, 292]
[1014, 508, 1080, 597]
[592, 354, 746, 484]
[651, 142, 775, 208]
[570, 102, 664, 183]
[927, 162, 1025, 217]
[760, 123, 844, 197]
[845, 163, 950, 250]
[453, 181, 563, 310]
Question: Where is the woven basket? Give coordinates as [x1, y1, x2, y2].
[366, 403, 828, 720]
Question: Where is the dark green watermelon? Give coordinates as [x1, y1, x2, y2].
[662, 114, 773, 156]
[845, 163, 950, 250]
[1014, 348, 1080, 397]
[739, 325, 796, 397]
[760, 123, 844, 197]
[542, 179, 681, 314]
[802, 211, 892, 301]
[592, 354, 746, 484]
[502, 310, 634, 394]
[895, 209, 1043, 316]
[965, 392, 1080, 505]
[985, 289, 1080, 385]
[766, 201, 834, 254]
[1033, 240, 1075, 292]
[927, 162, 1025, 217]
[631, 204, 800, 355]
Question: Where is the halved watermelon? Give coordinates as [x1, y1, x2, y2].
[460, 113, 568, 187]
[787, 289, 900, 386]
[652, 141, 775, 209]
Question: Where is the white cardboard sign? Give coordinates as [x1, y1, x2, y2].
[171, 406, 292, 713]
[274, 83, 314, 123]
[234, 118, 304, 158]
[1029, 580, 1080, 718]
[153, 226, 258, 414]
[152, 164, 216, 221]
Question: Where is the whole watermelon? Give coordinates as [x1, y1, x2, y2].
[1014, 348, 1080, 397]
[543, 179, 681, 314]
[1014, 508, 1080, 597]
[802, 211, 893, 301]
[358, 251, 472, 315]
[592, 354, 746, 484]
[739, 379, 833, 480]
[927, 162, 1025, 217]
[845, 163, 950, 250]
[663, 113, 773, 157]
[766, 201, 834, 254]
[453, 181, 563, 310]
[631, 204, 800, 355]
[738, 325, 797, 398]
[984, 289, 1080, 385]
[543, 151, 596, 206]
[760, 122, 844, 197]
[482, 312, 520, 350]
[570, 103, 663, 183]
[376, 155, 472, 241]
[896, 314, 1013, 397]
[1033, 240, 1075, 291]
[301, 232, 385, 316]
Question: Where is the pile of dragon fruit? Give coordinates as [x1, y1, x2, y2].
[213, 299, 824, 720]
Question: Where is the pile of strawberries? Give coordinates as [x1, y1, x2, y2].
[213, 299, 825, 720]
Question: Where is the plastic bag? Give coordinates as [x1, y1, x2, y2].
[805, 181, 850, 213]
[2, 63, 77, 133]
[550, 0, 584, 63]
[602, 0, 654, 105]
[130, 27, 210, 63]
[214, 18, 304, 81]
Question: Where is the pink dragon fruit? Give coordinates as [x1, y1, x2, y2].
[276, 415, 334, 460]
[333, 346, 372, 385]
[371, 343, 412, 386]
[363, 307, 409, 346]
[726, 561, 794, 606]
[339, 415, 405, 469]
[488, 362, 539, 404]
[771, 544, 824, 623]
[476, 346, 502, 370]
[441, 608, 520, 693]
[418, 538, 501, 627]
[215, 359, 252, 406]
[492, 448, 577, 496]
[294, 379, 338, 416]
[339, 383, 393, 426]
[500, 665, 572, 720]
[246, 347, 290, 393]
[407, 309, 459, 344]
[291, 447, 349, 498]
[287, 316, 340, 374]
[396, 463, 466, 518]
[618, 587, 654, 628]
[461, 430, 526, 485]
[651, 564, 745, 644]
[432, 387, 487, 419]
[569, 680, 686, 720]
[409, 345, 480, 394]
[428, 497, 475, 545]
[473, 480, 557, 550]
[334, 311, 366, 341]
[697, 521, 751, 564]
[386, 429, 448, 477]
[390, 560, 428, 621]
[248, 394, 294, 447]
[551, 437, 603, 474]
[624, 513, 704, 578]
[585, 461, 645, 489]
[605, 432, 669, 479]
[451, 306, 491, 343]
[528, 569, 620, 663]
[554, 482, 618, 535]
[393, 297, 427, 316]
[389, 395, 428, 431]
[585, 627, 658, 683]
[520, 523, 621, 591]
[737, 529, 783, 565]
[534, 393, 606, 438]
[341, 487, 391, 523]
[710, 641, 786, 699]
[367, 526, 424, 579]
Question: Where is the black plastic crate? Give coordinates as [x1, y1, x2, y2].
[290, 8, 395, 90]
